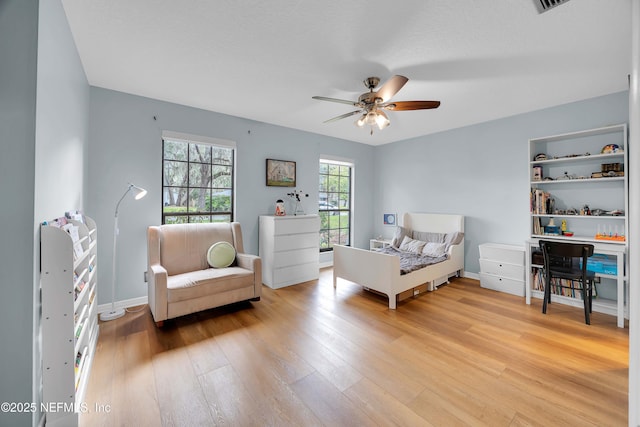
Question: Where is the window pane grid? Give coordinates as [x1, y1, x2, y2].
[163, 139, 234, 224]
[319, 161, 351, 251]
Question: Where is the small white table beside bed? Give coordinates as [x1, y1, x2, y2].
[333, 213, 465, 309]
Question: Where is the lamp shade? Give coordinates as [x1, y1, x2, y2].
[131, 184, 147, 200]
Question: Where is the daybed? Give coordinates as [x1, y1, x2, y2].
[333, 213, 464, 309]
[147, 222, 261, 326]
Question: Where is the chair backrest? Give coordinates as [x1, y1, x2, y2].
[539, 240, 594, 275]
[148, 222, 245, 276]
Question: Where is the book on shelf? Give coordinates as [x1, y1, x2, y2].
[75, 351, 82, 369]
[65, 210, 85, 223]
[530, 188, 553, 214]
[63, 223, 84, 258]
[75, 319, 84, 340]
[532, 268, 597, 298]
[43, 216, 68, 228]
[74, 278, 86, 293]
[532, 217, 542, 235]
[75, 346, 88, 389]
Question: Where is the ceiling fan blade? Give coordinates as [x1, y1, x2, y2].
[323, 110, 363, 123]
[312, 96, 359, 107]
[375, 75, 409, 103]
[382, 100, 441, 111]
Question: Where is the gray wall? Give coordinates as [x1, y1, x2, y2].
[35, 0, 89, 217]
[33, 0, 90, 424]
[0, 1, 38, 426]
[0, 1, 89, 426]
[87, 88, 375, 305]
[373, 91, 629, 275]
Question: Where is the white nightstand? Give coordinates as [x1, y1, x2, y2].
[370, 238, 392, 251]
[479, 243, 525, 297]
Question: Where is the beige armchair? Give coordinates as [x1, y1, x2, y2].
[147, 222, 261, 326]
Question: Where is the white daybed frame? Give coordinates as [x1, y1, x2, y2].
[333, 213, 464, 309]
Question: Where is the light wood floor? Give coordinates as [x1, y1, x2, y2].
[82, 269, 628, 426]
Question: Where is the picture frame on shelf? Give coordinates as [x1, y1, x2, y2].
[266, 159, 296, 187]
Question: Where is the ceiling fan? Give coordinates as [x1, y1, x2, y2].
[312, 75, 440, 134]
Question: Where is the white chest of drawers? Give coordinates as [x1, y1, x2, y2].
[479, 243, 525, 297]
[259, 215, 320, 289]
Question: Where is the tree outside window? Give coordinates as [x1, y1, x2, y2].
[319, 160, 352, 251]
[162, 139, 234, 224]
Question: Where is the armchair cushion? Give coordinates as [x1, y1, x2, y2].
[167, 267, 253, 303]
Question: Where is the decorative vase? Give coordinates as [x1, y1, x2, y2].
[275, 199, 286, 216]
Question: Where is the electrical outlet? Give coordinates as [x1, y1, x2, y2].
[413, 289, 420, 296]
[143, 271, 148, 282]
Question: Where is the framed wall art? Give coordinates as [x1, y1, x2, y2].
[383, 213, 397, 226]
[266, 159, 296, 187]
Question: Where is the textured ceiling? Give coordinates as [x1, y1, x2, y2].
[61, 0, 631, 145]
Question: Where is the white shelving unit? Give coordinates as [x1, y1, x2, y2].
[526, 124, 628, 327]
[41, 216, 99, 426]
[529, 124, 628, 242]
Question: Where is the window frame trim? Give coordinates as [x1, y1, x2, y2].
[319, 158, 354, 252]
[161, 131, 237, 224]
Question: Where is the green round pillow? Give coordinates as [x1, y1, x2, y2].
[207, 241, 236, 268]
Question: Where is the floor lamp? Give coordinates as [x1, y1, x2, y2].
[99, 183, 148, 321]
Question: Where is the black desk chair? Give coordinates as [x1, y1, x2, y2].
[539, 240, 596, 324]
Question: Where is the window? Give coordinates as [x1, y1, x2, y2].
[318, 159, 352, 251]
[162, 133, 235, 224]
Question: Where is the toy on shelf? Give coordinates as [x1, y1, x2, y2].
[544, 217, 560, 235]
[595, 233, 626, 242]
[560, 219, 574, 236]
[595, 224, 626, 241]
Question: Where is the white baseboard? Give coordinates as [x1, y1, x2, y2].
[463, 271, 479, 280]
[319, 261, 333, 269]
[98, 296, 148, 314]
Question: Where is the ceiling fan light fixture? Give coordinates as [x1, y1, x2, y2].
[355, 114, 367, 127]
[375, 111, 390, 130]
[365, 111, 378, 126]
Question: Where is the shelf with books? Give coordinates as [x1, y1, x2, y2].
[529, 124, 627, 243]
[526, 124, 628, 328]
[41, 214, 99, 426]
[529, 261, 620, 317]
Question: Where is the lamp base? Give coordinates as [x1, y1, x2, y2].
[99, 308, 125, 321]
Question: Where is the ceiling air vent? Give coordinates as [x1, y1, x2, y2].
[534, 0, 572, 14]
